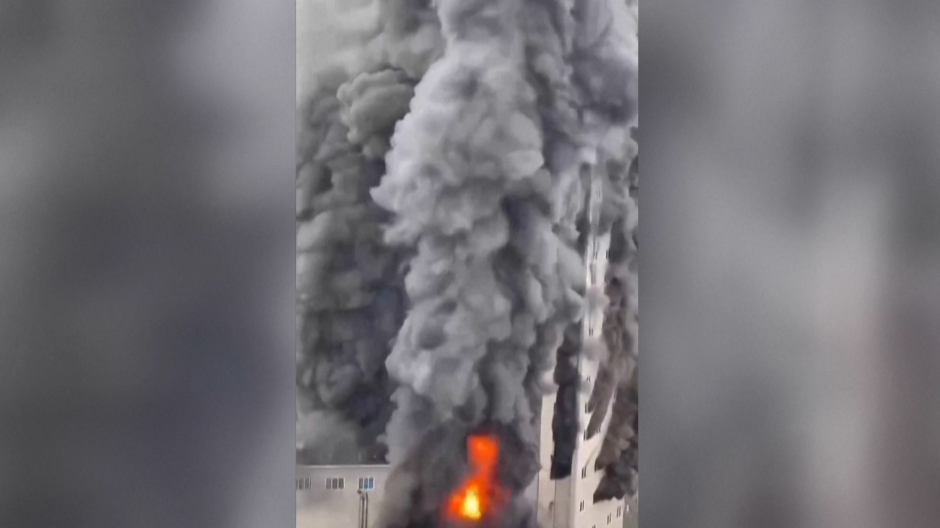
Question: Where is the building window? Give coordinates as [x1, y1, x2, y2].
[579, 501, 584, 512]
[617, 506, 622, 517]
[608, 513, 612, 524]
[589, 325, 594, 337]
[326, 477, 345, 490]
[305, 478, 311, 490]
[358, 477, 375, 491]
[297, 479, 303, 490]
[581, 467, 587, 479]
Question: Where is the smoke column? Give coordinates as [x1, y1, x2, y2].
[374, 0, 583, 463]
[591, 147, 639, 502]
[296, 0, 637, 521]
[370, 0, 636, 523]
[296, 0, 442, 463]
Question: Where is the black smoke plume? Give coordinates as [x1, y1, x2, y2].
[590, 144, 639, 502]
[296, 1, 438, 461]
[296, 0, 637, 520]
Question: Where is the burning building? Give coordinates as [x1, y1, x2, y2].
[297, 0, 637, 526]
[297, 216, 637, 528]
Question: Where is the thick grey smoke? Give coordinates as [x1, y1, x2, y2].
[296, 411, 360, 465]
[295, 0, 442, 463]
[371, 0, 591, 469]
[296, 0, 637, 522]
[589, 141, 639, 502]
[548, 0, 638, 481]
[296, 65, 408, 463]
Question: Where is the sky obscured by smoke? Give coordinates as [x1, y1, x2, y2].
[297, 1, 637, 525]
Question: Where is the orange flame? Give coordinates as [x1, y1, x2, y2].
[446, 434, 506, 522]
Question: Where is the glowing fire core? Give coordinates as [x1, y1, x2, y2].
[446, 434, 506, 522]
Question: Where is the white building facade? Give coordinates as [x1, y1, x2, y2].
[297, 464, 391, 528]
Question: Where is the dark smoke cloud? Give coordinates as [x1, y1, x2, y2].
[375, 422, 540, 528]
[295, 2, 433, 462]
[296, 0, 637, 521]
[590, 143, 639, 501]
[371, 0, 594, 469]
[551, 322, 589, 480]
[544, 0, 638, 481]
[296, 0, 459, 464]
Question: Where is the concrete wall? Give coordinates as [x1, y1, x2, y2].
[622, 496, 637, 528]
[296, 465, 391, 528]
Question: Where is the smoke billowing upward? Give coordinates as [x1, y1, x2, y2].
[296, 0, 637, 521]
[591, 144, 639, 501]
[372, 0, 592, 470]
[377, 422, 540, 528]
[296, 0, 442, 463]
[296, 66, 409, 464]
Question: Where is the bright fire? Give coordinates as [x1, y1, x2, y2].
[446, 434, 505, 522]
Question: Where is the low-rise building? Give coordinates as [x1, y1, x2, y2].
[297, 465, 391, 528]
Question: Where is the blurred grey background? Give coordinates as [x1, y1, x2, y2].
[4, 0, 940, 527]
[0, 0, 295, 526]
[643, 1, 940, 527]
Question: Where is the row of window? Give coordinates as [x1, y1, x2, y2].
[581, 502, 626, 527]
[295, 477, 375, 491]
